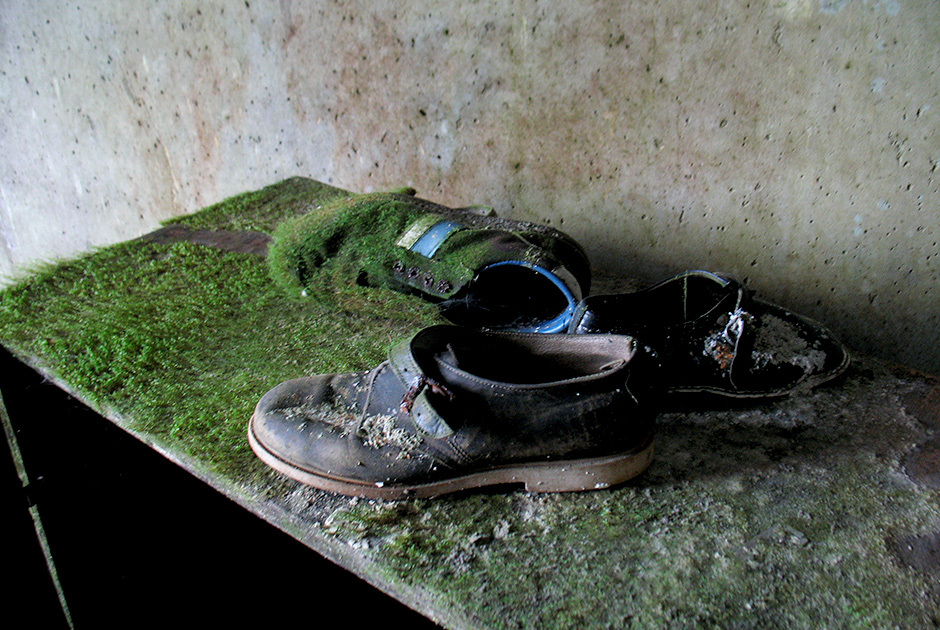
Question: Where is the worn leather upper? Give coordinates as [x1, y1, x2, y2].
[569, 270, 851, 397]
[250, 325, 657, 486]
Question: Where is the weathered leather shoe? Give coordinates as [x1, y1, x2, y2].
[568, 270, 850, 398]
[267, 188, 591, 332]
[248, 325, 656, 499]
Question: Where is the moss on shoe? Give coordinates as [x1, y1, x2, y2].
[267, 192, 441, 306]
[265, 188, 592, 333]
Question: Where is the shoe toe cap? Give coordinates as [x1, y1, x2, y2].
[250, 376, 439, 486]
[742, 301, 850, 393]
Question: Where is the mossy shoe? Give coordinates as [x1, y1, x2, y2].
[248, 325, 656, 499]
[267, 189, 591, 332]
[568, 270, 850, 398]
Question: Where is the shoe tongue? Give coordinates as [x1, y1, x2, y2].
[396, 331, 471, 393]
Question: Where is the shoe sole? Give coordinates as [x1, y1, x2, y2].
[248, 415, 654, 500]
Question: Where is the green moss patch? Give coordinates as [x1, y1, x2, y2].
[267, 192, 433, 301]
[266, 191, 505, 306]
[164, 176, 352, 234]
[0, 181, 444, 479]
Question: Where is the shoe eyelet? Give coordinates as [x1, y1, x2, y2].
[407, 267, 419, 278]
[392, 261, 405, 273]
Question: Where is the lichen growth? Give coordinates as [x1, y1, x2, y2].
[324, 454, 939, 629]
[282, 400, 359, 430]
[288, 398, 423, 456]
[358, 413, 423, 455]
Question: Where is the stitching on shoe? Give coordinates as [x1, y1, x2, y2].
[444, 436, 475, 465]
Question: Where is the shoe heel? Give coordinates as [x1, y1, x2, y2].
[521, 445, 654, 493]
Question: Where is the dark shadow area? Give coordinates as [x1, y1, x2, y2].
[0, 396, 69, 629]
[0, 346, 441, 630]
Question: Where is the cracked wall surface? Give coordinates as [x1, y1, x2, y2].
[1, 0, 938, 372]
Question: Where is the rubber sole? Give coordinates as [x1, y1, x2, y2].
[248, 415, 654, 500]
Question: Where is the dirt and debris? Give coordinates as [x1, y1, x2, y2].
[281, 400, 422, 457]
[358, 412, 423, 455]
[888, 529, 940, 586]
[750, 312, 827, 372]
[903, 435, 940, 489]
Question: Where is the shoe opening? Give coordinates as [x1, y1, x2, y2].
[438, 261, 579, 333]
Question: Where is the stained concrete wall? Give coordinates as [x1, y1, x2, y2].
[1, 0, 938, 373]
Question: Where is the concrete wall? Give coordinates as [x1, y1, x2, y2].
[2, 0, 938, 373]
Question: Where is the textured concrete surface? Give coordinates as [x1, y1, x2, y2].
[1, 1, 938, 374]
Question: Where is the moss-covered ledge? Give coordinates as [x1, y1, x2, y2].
[1, 178, 937, 629]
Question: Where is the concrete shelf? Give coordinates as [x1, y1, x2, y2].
[1, 179, 936, 629]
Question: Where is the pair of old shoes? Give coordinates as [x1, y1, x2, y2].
[249, 187, 849, 499]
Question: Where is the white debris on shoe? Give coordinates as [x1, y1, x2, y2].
[702, 324, 731, 370]
[282, 401, 358, 432]
[703, 308, 752, 369]
[281, 401, 423, 457]
[357, 412, 423, 456]
[750, 313, 827, 372]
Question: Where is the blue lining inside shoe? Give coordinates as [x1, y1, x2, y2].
[482, 261, 578, 334]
